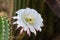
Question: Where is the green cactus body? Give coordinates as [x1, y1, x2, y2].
[0, 16, 10, 40]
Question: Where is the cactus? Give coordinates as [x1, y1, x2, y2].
[0, 16, 10, 40]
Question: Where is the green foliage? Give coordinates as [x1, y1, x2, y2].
[0, 16, 10, 40]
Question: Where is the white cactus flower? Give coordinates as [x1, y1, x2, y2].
[13, 8, 43, 36]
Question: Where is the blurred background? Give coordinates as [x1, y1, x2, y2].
[0, 0, 60, 40]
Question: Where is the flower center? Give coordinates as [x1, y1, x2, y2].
[23, 14, 35, 24]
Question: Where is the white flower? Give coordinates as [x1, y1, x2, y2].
[13, 8, 43, 36]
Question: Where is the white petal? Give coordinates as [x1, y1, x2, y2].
[27, 29, 31, 36]
[32, 9, 38, 13]
[31, 9, 41, 18]
[26, 8, 30, 10]
[20, 28, 24, 34]
[34, 24, 42, 31]
[35, 17, 43, 24]
[38, 18, 43, 23]
[16, 9, 25, 15]
[17, 24, 21, 29]
[13, 21, 17, 24]
[23, 26, 28, 31]
[40, 23, 44, 27]
[25, 8, 31, 10]
[12, 16, 18, 19]
[31, 9, 43, 22]
[35, 17, 43, 27]
[13, 19, 25, 27]
[28, 24, 36, 35]
[24, 8, 33, 14]
[39, 28, 42, 31]
[17, 20, 25, 27]
[37, 20, 43, 27]
[17, 20, 28, 31]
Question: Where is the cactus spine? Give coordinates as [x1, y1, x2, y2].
[0, 12, 10, 40]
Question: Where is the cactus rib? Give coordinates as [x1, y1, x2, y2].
[0, 16, 10, 40]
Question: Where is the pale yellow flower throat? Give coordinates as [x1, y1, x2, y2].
[23, 14, 35, 24]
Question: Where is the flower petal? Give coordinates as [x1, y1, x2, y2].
[40, 23, 44, 27]
[20, 28, 24, 34]
[18, 20, 28, 31]
[16, 9, 25, 15]
[12, 16, 18, 19]
[23, 26, 28, 31]
[17, 24, 21, 29]
[34, 24, 42, 31]
[27, 29, 31, 36]
[17, 20, 25, 27]
[13, 21, 17, 24]
[28, 24, 36, 35]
